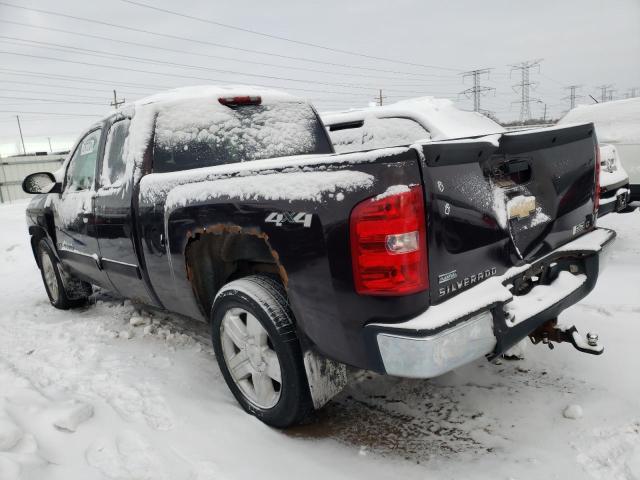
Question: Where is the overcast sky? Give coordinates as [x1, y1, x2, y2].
[0, 0, 638, 156]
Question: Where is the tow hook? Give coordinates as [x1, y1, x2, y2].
[529, 320, 604, 355]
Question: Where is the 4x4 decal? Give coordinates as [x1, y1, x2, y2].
[265, 211, 313, 228]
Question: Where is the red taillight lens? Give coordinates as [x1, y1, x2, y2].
[218, 95, 262, 107]
[594, 145, 601, 215]
[350, 185, 428, 295]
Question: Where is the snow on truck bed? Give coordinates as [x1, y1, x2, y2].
[2, 199, 640, 479]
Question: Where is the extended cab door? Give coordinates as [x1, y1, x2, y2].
[55, 128, 112, 289]
[93, 116, 160, 306]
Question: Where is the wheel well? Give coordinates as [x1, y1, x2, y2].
[185, 230, 287, 319]
[29, 226, 47, 268]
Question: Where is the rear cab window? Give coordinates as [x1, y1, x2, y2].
[328, 116, 431, 153]
[152, 99, 333, 173]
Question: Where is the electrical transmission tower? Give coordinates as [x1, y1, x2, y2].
[510, 59, 542, 123]
[459, 68, 495, 113]
[563, 85, 583, 110]
[596, 84, 614, 103]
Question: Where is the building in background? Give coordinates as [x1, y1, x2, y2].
[0, 153, 67, 204]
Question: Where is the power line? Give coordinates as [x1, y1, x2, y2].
[0, 2, 462, 78]
[510, 59, 542, 123]
[0, 50, 449, 99]
[0, 67, 174, 91]
[119, 0, 462, 72]
[459, 68, 495, 113]
[0, 37, 458, 94]
[0, 95, 108, 106]
[0, 21, 458, 82]
[0, 79, 150, 97]
[0, 110, 104, 117]
[0, 86, 128, 101]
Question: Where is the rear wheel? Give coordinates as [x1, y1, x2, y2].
[37, 239, 91, 309]
[211, 275, 313, 428]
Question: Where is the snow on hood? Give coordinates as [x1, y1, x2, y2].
[558, 97, 640, 144]
[322, 97, 505, 141]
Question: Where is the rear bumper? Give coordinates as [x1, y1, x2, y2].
[365, 228, 616, 378]
[598, 184, 631, 217]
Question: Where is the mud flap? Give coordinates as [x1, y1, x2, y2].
[302, 349, 348, 410]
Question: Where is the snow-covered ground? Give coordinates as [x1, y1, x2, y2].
[1, 199, 639, 480]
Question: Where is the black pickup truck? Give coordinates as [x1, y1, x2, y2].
[23, 86, 615, 427]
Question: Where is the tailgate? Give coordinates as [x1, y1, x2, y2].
[418, 124, 598, 303]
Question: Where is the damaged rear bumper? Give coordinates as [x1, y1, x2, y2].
[365, 227, 616, 378]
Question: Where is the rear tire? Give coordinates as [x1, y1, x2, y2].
[37, 239, 91, 309]
[211, 275, 313, 428]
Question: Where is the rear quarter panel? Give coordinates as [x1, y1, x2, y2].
[136, 148, 429, 369]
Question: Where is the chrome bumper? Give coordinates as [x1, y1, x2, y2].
[370, 228, 616, 379]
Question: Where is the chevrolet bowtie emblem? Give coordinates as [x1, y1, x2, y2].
[507, 195, 536, 220]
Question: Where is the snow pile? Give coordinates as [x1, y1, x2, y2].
[322, 97, 505, 141]
[563, 404, 584, 420]
[165, 170, 374, 211]
[558, 97, 640, 144]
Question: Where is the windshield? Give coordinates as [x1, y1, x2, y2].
[153, 99, 333, 173]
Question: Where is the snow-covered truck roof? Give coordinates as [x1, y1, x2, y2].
[321, 97, 505, 141]
[558, 97, 640, 144]
[130, 85, 302, 109]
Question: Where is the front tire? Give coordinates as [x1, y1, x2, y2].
[37, 239, 91, 309]
[211, 275, 313, 428]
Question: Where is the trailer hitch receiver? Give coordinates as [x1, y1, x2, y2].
[529, 319, 604, 355]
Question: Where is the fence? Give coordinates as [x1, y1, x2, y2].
[0, 154, 66, 204]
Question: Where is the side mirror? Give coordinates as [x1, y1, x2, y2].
[22, 172, 61, 194]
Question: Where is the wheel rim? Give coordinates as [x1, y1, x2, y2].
[220, 307, 282, 409]
[41, 252, 59, 302]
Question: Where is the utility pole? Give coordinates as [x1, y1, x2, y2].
[47, 137, 52, 153]
[543, 103, 547, 122]
[563, 85, 583, 110]
[110, 89, 126, 109]
[16, 115, 26, 155]
[596, 84, 613, 103]
[374, 89, 387, 106]
[629, 87, 638, 98]
[459, 68, 495, 113]
[510, 59, 542, 123]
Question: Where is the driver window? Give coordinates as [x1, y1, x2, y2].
[66, 129, 101, 192]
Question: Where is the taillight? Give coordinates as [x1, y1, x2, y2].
[350, 185, 428, 295]
[218, 95, 262, 107]
[594, 145, 601, 215]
